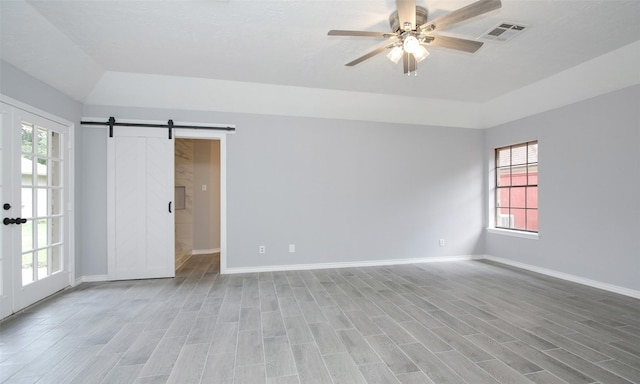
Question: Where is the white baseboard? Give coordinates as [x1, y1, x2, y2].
[223, 255, 476, 275]
[80, 275, 109, 283]
[482, 255, 640, 299]
[192, 248, 220, 255]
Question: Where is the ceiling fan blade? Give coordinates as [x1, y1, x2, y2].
[420, 0, 501, 32]
[403, 53, 417, 74]
[426, 35, 484, 53]
[345, 44, 393, 66]
[328, 30, 391, 38]
[396, 0, 417, 30]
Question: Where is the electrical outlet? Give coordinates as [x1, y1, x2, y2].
[439, 239, 445, 247]
[202, 184, 207, 191]
[259, 245, 265, 254]
[289, 244, 295, 253]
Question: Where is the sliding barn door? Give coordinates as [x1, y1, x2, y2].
[107, 128, 174, 280]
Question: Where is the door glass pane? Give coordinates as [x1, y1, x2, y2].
[37, 188, 48, 216]
[21, 187, 33, 218]
[22, 220, 34, 252]
[21, 155, 34, 186]
[22, 252, 34, 285]
[37, 219, 48, 249]
[37, 127, 48, 156]
[21, 123, 33, 153]
[37, 159, 48, 186]
[37, 249, 49, 279]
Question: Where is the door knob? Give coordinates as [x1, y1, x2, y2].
[3, 203, 10, 210]
[3, 218, 27, 225]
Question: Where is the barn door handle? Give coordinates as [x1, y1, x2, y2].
[168, 201, 172, 213]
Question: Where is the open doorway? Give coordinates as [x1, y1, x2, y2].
[174, 138, 221, 275]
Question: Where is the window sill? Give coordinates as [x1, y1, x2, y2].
[486, 227, 539, 240]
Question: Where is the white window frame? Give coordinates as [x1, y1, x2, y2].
[487, 141, 539, 240]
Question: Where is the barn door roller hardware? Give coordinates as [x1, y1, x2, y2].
[81, 116, 236, 138]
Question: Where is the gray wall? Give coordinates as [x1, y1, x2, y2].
[484, 85, 640, 291]
[10, 61, 636, 292]
[227, 115, 484, 268]
[1, 61, 85, 279]
[82, 105, 485, 272]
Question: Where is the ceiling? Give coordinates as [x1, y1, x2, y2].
[1, 0, 640, 124]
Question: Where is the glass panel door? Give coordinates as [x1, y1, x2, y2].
[20, 122, 64, 285]
[1, 101, 70, 318]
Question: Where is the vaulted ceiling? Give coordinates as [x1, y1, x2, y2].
[1, 1, 639, 127]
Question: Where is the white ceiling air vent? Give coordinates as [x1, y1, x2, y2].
[481, 23, 526, 42]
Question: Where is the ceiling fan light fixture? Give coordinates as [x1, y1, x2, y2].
[328, 0, 503, 73]
[402, 35, 420, 54]
[386, 46, 404, 64]
[413, 45, 430, 62]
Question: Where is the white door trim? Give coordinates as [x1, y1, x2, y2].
[1, 95, 74, 126]
[174, 128, 230, 274]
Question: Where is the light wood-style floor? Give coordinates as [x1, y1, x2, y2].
[1, 255, 639, 384]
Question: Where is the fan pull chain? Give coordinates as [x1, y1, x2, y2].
[406, 51, 411, 77]
[405, 51, 418, 77]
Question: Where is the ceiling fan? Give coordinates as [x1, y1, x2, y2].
[328, 0, 501, 74]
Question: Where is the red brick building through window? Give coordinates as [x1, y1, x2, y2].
[495, 141, 538, 232]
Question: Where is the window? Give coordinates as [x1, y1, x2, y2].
[495, 141, 538, 232]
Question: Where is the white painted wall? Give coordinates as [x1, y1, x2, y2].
[484, 85, 640, 291]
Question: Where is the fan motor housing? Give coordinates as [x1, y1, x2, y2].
[389, 6, 428, 32]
